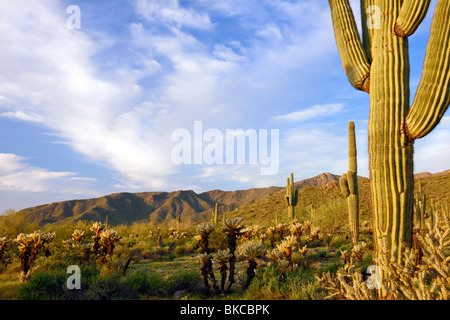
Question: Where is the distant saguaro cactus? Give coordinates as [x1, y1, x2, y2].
[284, 173, 298, 220]
[328, 0, 450, 269]
[212, 203, 219, 225]
[339, 121, 359, 245]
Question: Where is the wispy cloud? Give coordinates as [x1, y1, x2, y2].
[0, 153, 98, 194]
[275, 104, 344, 123]
[135, 0, 214, 30]
[0, 111, 45, 123]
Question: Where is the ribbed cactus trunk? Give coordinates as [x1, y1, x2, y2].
[328, 0, 450, 271]
[285, 173, 298, 220]
[213, 203, 219, 225]
[366, 0, 414, 264]
[339, 121, 359, 245]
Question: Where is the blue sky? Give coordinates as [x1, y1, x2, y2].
[0, 0, 449, 213]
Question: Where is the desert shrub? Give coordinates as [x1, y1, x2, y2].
[18, 265, 100, 300]
[89, 272, 138, 299]
[173, 242, 196, 256]
[310, 199, 347, 234]
[125, 270, 168, 296]
[45, 242, 95, 269]
[166, 270, 203, 295]
[18, 270, 68, 299]
[243, 266, 320, 300]
[0, 210, 38, 237]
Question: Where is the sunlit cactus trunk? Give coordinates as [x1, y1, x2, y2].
[212, 203, 219, 225]
[366, 0, 415, 264]
[284, 173, 298, 220]
[328, 0, 450, 271]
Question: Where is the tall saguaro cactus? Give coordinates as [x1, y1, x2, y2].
[328, 0, 450, 265]
[339, 121, 359, 245]
[212, 203, 219, 225]
[284, 173, 298, 220]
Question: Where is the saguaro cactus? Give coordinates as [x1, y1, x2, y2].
[284, 173, 298, 220]
[328, 0, 450, 266]
[212, 203, 219, 225]
[414, 181, 429, 232]
[339, 121, 359, 245]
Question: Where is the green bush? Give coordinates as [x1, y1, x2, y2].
[18, 270, 69, 300]
[243, 266, 321, 300]
[125, 270, 168, 296]
[166, 270, 203, 295]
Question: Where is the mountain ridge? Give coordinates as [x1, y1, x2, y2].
[15, 170, 449, 227]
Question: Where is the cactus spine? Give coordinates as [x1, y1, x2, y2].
[328, 0, 450, 268]
[284, 173, 298, 220]
[339, 121, 359, 245]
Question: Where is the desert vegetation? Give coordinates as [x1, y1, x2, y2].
[0, 170, 447, 300]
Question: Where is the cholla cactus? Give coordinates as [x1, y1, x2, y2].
[340, 250, 350, 264]
[238, 241, 266, 261]
[215, 249, 232, 292]
[222, 217, 245, 293]
[0, 237, 9, 260]
[277, 235, 297, 267]
[198, 253, 213, 295]
[259, 232, 267, 245]
[290, 220, 304, 249]
[100, 229, 121, 256]
[276, 259, 290, 282]
[237, 241, 266, 289]
[310, 226, 321, 241]
[298, 243, 308, 254]
[266, 248, 283, 264]
[15, 231, 55, 281]
[72, 229, 85, 242]
[276, 223, 287, 241]
[90, 222, 105, 235]
[318, 217, 450, 300]
[169, 229, 187, 240]
[350, 242, 367, 264]
[375, 231, 450, 300]
[196, 222, 219, 294]
[196, 222, 215, 254]
[303, 221, 312, 236]
[266, 227, 276, 248]
[315, 263, 377, 300]
[90, 222, 105, 254]
[241, 225, 262, 242]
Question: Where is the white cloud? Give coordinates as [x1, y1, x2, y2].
[275, 104, 344, 123]
[0, 111, 45, 123]
[136, 0, 214, 30]
[0, 153, 98, 194]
